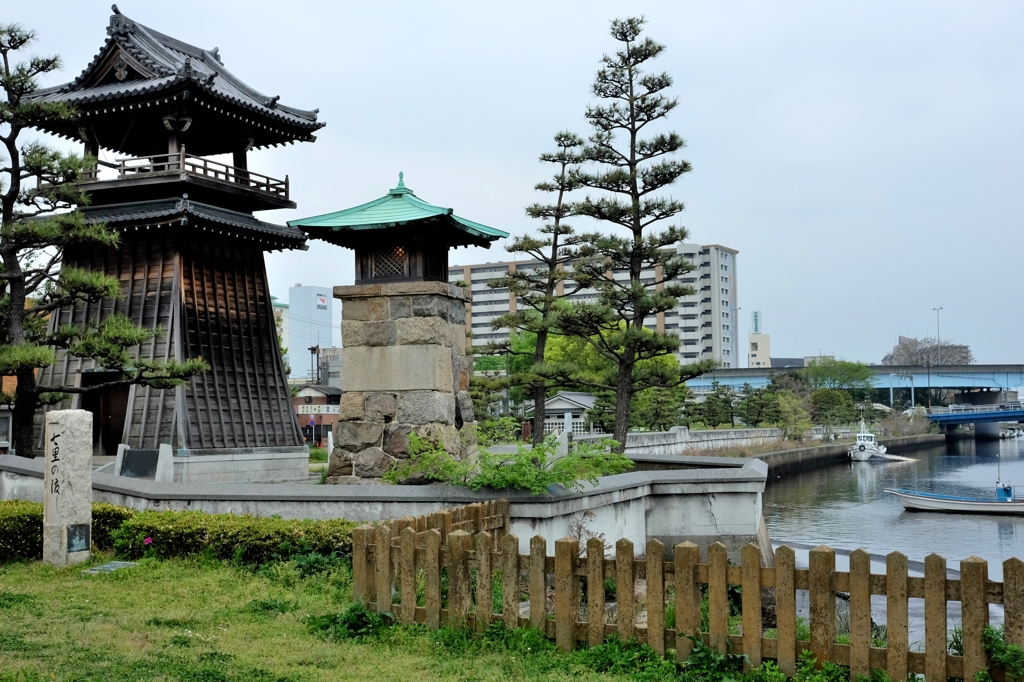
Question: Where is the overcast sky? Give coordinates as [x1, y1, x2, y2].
[13, 1, 1024, 364]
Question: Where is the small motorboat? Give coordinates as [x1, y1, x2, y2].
[849, 422, 887, 461]
[885, 454, 1023, 514]
[885, 485, 1024, 514]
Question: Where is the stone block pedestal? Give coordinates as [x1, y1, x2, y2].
[331, 281, 475, 480]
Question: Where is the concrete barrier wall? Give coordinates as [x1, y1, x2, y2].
[577, 425, 853, 456]
[0, 455, 768, 561]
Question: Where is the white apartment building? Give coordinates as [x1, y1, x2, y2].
[449, 243, 740, 368]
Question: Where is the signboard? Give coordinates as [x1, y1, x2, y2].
[316, 294, 328, 310]
[751, 311, 762, 334]
[297, 405, 340, 415]
[309, 417, 316, 427]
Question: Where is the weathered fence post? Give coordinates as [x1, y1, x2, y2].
[674, 541, 701, 662]
[374, 525, 393, 615]
[530, 535, 547, 630]
[647, 539, 665, 656]
[352, 525, 371, 603]
[555, 536, 579, 652]
[476, 531, 493, 634]
[849, 548, 872, 679]
[1005, 557, 1024, 651]
[588, 537, 606, 647]
[400, 526, 416, 625]
[502, 534, 520, 630]
[775, 545, 797, 677]
[708, 541, 729, 654]
[448, 530, 472, 629]
[425, 528, 442, 629]
[961, 556, 990, 680]
[741, 543, 763, 669]
[809, 545, 836, 667]
[924, 553, 947, 682]
[886, 551, 909, 682]
[42, 410, 92, 567]
[616, 538, 635, 642]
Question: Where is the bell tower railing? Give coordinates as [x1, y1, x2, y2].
[80, 146, 289, 201]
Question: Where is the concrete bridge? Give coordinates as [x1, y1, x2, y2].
[686, 364, 1024, 438]
[686, 364, 1024, 393]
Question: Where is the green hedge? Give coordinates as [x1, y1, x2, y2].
[0, 501, 136, 562]
[111, 510, 357, 565]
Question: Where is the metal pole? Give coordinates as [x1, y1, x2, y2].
[889, 374, 894, 407]
[911, 375, 915, 407]
[933, 306, 943, 365]
[927, 361, 932, 409]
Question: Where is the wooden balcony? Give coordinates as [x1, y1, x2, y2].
[80, 147, 293, 211]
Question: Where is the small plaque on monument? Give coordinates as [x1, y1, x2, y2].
[120, 450, 160, 479]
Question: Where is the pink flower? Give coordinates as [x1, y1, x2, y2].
[144, 537, 152, 546]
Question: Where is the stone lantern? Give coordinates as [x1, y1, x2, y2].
[289, 174, 507, 479]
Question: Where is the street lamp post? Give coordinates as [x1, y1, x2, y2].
[933, 306, 943, 365]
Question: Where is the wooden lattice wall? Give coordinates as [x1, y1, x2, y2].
[35, 226, 302, 452]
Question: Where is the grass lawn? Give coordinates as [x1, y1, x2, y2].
[0, 554, 642, 682]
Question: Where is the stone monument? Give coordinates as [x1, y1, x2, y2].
[43, 410, 93, 567]
[289, 174, 507, 480]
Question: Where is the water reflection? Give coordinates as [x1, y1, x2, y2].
[765, 436, 1024, 579]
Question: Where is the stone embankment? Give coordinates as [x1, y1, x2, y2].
[626, 433, 946, 480]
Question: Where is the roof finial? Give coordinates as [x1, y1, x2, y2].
[112, 4, 121, 14]
[389, 171, 412, 195]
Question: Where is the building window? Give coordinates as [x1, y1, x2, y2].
[751, 342, 758, 351]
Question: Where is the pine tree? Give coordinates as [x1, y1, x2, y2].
[486, 132, 585, 444]
[556, 17, 714, 450]
[0, 25, 207, 456]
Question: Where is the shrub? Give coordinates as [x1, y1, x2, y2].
[307, 601, 387, 639]
[111, 510, 356, 566]
[0, 500, 42, 562]
[91, 503, 137, 549]
[477, 417, 520, 447]
[0, 500, 136, 562]
[383, 434, 632, 495]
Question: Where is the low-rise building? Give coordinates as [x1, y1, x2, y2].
[293, 385, 342, 446]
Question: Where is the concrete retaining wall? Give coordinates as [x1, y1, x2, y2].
[757, 433, 946, 477]
[0, 455, 769, 561]
[625, 433, 946, 479]
[577, 425, 853, 456]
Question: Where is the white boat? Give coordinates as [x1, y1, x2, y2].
[885, 485, 1024, 514]
[886, 454, 1023, 514]
[849, 423, 887, 461]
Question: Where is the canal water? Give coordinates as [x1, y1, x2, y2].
[764, 437, 1024, 638]
[765, 436, 1024, 579]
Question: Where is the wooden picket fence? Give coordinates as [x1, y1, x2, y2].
[352, 519, 1024, 681]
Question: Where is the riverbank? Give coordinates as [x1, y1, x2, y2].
[628, 433, 947, 481]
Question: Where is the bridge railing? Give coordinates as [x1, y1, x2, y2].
[929, 402, 1022, 415]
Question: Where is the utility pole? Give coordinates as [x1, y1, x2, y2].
[933, 306, 943, 365]
[308, 344, 320, 385]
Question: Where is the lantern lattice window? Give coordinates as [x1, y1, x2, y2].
[373, 246, 406, 278]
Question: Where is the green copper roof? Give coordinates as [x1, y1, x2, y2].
[288, 173, 508, 246]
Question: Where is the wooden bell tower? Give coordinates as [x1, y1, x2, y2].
[25, 7, 324, 479]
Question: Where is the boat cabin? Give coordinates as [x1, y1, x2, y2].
[856, 433, 877, 444]
[998, 485, 1015, 502]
